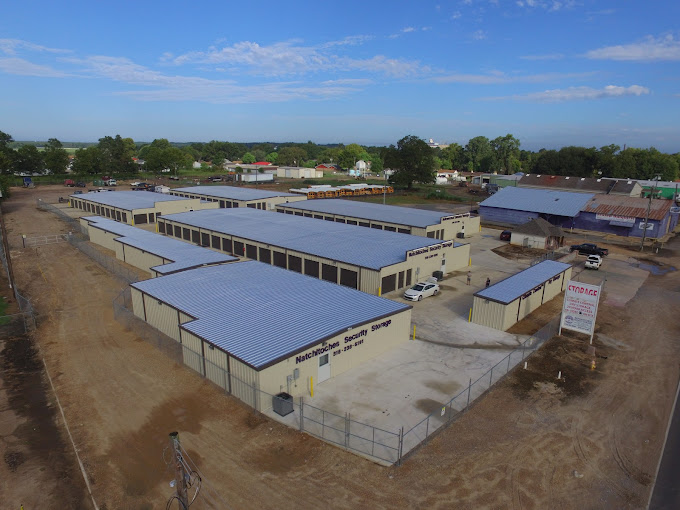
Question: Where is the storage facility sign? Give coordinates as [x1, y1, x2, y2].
[595, 213, 635, 226]
[559, 280, 601, 339]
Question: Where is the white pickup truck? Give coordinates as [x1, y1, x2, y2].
[585, 255, 602, 270]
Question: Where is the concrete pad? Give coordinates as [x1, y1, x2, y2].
[572, 254, 648, 307]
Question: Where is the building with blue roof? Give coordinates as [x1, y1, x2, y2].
[80, 216, 238, 277]
[471, 260, 572, 331]
[69, 190, 217, 226]
[130, 262, 412, 409]
[170, 185, 306, 210]
[478, 187, 594, 228]
[275, 198, 480, 240]
[157, 208, 471, 296]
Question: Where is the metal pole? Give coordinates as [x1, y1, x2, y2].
[489, 367, 493, 387]
[397, 426, 404, 466]
[466, 378, 471, 411]
[169, 432, 189, 509]
[299, 397, 304, 432]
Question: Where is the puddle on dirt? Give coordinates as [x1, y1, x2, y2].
[424, 379, 462, 395]
[636, 263, 676, 276]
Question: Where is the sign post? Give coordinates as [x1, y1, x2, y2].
[559, 280, 602, 344]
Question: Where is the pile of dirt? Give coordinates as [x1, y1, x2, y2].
[492, 243, 549, 261]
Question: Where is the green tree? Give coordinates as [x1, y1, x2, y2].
[72, 146, 102, 174]
[241, 152, 256, 164]
[277, 147, 308, 166]
[43, 138, 70, 174]
[384, 135, 436, 190]
[0, 131, 15, 175]
[98, 135, 136, 174]
[15, 145, 44, 174]
[265, 152, 278, 164]
[464, 136, 494, 172]
[338, 143, 366, 169]
[491, 134, 520, 174]
[252, 149, 266, 162]
[442, 143, 465, 169]
[318, 147, 342, 165]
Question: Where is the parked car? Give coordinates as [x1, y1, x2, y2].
[129, 181, 142, 187]
[64, 179, 75, 187]
[403, 281, 440, 301]
[169, 175, 180, 180]
[75, 181, 86, 187]
[585, 255, 602, 270]
[500, 230, 511, 241]
[570, 243, 608, 257]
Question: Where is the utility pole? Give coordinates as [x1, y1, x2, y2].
[640, 174, 661, 251]
[169, 432, 189, 509]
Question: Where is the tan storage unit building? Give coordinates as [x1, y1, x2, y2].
[130, 262, 412, 410]
[80, 216, 238, 277]
[170, 186, 306, 211]
[69, 191, 217, 225]
[471, 260, 572, 331]
[276, 198, 479, 240]
[157, 208, 470, 296]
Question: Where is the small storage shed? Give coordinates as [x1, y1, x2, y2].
[510, 218, 565, 250]
[471, 260, 572, 331]
[130, 262, 412, 410]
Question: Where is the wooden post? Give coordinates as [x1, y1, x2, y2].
[169, 432, 189, 509]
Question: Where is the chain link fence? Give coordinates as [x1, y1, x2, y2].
[399, 316, 560, 462]
[36, 198, 86, 234]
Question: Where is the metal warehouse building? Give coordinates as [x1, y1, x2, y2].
[479, 187, 594, 228]
[170, 186, 306, 210]
[157, 208, 470, 296]
[130, 262, 412, 409]
[80, 216, 238, 277]
[471, 260, 572, 331]
[275, 198, 480, 240]
[577, 194, 678, 239]
[69, 191, 217, 225]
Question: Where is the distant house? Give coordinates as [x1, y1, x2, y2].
[316, 163, 341, 171]
[517, 174, 642, 197]
[510, 218, 565, 250]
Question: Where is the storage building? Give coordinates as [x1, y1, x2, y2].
[130, 262, 412, 410]
[170, 186, 306, 210]
[479, 187, 594, 228]
[471, 260, 572, 331]
[80, 216, 237, 277]
[518, 174, 643, 197]
[69, 190, 217, 225]
[576, 194, 678, 239]
[157, 208, 470, 296]
[510, 218, 565, 250]
[275, 198, 479, 240]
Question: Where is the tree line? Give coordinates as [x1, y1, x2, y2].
[1, 129, 678, 184]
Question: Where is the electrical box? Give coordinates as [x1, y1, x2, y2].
[293, 368, 299, 380]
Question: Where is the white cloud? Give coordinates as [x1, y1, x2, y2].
[171, 39, 426, 78]
[433, 70, 593, 84]
[451, 11, 462, 19]
[65, 55, 368, 104]
[520, 53, 564, 60]
[0, 38, 71, 55]
[0, 57, 71, 77]
[482, 85, 650, 102]
[402, 27, 416, 33]
[586, 34, 680, 62]
[472, 30, 487, 40]
[321, 78, 373, 86]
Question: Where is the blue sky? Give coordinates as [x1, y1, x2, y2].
[1, 0, 679, 151]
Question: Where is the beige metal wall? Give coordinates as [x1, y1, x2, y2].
[87, 225, 119, 251]
[179, 329, 205, 376]
[471, 297, 508, 330]
[155, 198, 218, 216]
[115, 241, 164, 277]
[510, 233, 546, 249]
[257, 309, 412, 399]
[131, 287, 145, 321]
[141, 293, 183, 342]
[229, 357, 260, 408]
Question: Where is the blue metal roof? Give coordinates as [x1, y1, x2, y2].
[71, 190, 189, 210]
[479, 187, 594, 217]
[82, 217, 237, 275]
[474, 260, 571, 304]
[161, 208, 462, 270]
[172, 185, 299, 200]
[278, 198, 458, 228]
[131, 262, 411, 369]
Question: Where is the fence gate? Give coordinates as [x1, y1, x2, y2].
[21, 233, 72, 248]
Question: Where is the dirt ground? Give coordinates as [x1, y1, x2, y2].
[1, 184, 679, 509]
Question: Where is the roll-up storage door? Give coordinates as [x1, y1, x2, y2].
[288, 255, 302, 273]
[340, 268, 358, 289]
[273, 251, 286, 268]
[381, 274, 396, 294]
[304, 259, 319, 278]
[322, 263, 337, 283]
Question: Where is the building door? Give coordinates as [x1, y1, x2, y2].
[318, 354, 331, 383]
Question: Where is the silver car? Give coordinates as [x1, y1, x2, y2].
[403, 282, 440, 301]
